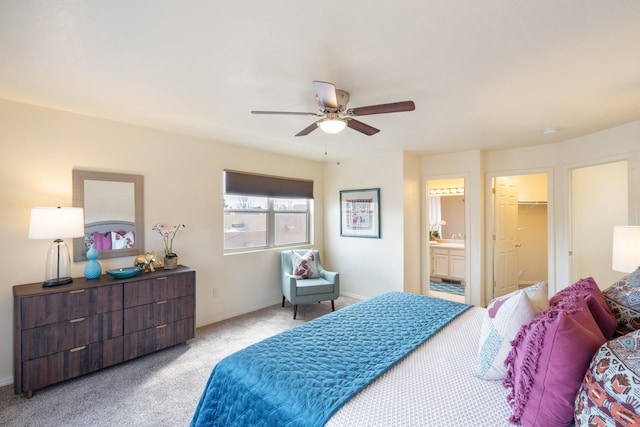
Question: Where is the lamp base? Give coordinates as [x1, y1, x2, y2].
[43, 277, 73, 287]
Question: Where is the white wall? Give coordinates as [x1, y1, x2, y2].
[0, 99, 325, 385]
[403, 152, 422, 294]
[324, 152, 406, 299]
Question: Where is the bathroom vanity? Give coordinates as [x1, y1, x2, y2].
[429, 240, 465, 282]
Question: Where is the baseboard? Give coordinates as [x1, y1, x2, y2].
[338, 291, 366, 301]
[196, 298, 282, 329]
[0, 375, 12, 387]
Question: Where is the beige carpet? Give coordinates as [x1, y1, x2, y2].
[0, 296, 358, 426]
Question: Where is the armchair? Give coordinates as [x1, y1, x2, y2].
[281, 249, 339, 319]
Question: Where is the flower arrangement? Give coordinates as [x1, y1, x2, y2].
[429, 220, 446, 239]
[152, 223, 186, 258]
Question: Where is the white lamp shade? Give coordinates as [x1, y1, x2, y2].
[318, 118, 347, 134]
[612, 225, 640, 273]
[29, 207, 85, 240]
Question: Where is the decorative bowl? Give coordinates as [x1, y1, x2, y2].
[106, 266, 143, 279]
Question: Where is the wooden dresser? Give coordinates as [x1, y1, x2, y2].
[13, 265, 196, 397]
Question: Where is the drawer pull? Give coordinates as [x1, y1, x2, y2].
[156, 277, 168, 281]
[69, 289, 85, 294]
[70, 317, 86, 323]
[156, 300, 167, 305]
[156, 324, 168, 329]
[70, 345, 86, 353]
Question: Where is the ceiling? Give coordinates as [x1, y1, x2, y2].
[1, 1, 640, 161]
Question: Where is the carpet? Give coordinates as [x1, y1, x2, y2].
[0, 296, 358, 427]
[430, 281, 465, 296]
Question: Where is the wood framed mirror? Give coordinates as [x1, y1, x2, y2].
[72, 170, 144, 261]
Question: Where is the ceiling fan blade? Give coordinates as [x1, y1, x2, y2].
[349, 100, 415, 116]
[347, 119, 380, 136]
[251, 110, 319, 116]
[313, 81, 338, 110]
[295, 121, 319, 137]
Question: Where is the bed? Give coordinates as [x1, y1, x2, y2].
[192, 269, 640, 426]
[191, 292, 513, 426]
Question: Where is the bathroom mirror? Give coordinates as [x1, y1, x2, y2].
[72, 170, 144, 261]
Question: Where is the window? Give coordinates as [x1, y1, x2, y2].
[223, 171, 313, 252]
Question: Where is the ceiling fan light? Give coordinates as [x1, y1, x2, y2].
[318, 118, 347, 134]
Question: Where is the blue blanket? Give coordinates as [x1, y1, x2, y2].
[191, 292, 470, 427]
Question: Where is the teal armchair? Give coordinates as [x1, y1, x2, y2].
[281, 250, 339, 319]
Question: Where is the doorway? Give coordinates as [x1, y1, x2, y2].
[491, 173, 549, 299]
[427, 178, 466, 303]
[570, 161, 628, 287]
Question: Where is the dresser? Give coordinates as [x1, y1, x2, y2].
[13, 265, 195, 397]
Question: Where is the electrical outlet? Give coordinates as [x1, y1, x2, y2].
[212, 288, 219, 298]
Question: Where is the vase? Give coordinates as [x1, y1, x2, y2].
[164, 255, 178, 269]
[84, 244, 102, 279]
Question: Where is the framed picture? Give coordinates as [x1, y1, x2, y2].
[340, 188, 381, 238]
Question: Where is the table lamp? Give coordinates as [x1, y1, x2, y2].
[612, 225, 640, 273]
[29, 207, 85, 287]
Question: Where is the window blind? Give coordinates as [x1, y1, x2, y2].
[224, 170, 314, 199]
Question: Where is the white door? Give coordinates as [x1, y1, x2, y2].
[493, 177, 519, 297]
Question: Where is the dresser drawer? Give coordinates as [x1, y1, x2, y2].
[124, 271, 195, 308]
[21, 311, 123, 360]
[20, 284, 123, 329]
[21, 337, 124, 392]
[123, 317, 194, 360]
[123, 295, 194, 335]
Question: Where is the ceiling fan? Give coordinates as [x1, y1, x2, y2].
[251, 81, 415, 137]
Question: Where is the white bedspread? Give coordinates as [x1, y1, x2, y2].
[327, 307, 514, 426]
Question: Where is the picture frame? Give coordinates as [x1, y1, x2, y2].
[340, 188, 381, 238]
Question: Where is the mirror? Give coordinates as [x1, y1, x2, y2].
[72, 170, 144, 261]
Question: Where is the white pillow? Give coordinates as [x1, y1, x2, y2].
[291, 250, 320, 279]
[111, 230, 135, 249]
[476, 281, 549, 380]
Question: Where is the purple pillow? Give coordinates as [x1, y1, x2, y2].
[503, 294, 607, 427]
[550, 277, 617, 340]
[93, 232, 112, 251]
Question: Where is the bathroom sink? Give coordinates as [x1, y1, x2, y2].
[431, 241, 465, 249]
[442, 243, 465, 249]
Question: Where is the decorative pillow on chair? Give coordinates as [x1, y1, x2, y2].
[575, 330, 640, 426]
[550, 276, 617, 340]
[476, 281, 549, 380]
[291, 250, 320, 279]
[503, 294, 607, 427]
[603, 267, 640, 335]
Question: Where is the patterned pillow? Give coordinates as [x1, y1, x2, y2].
[603, 267, 640, 334]
[111, 230, 135, 249]
[503, 294, 607, 427]
[550, 277, 617, 340]
[575, 330, 640, 426]
[476, 281, 548, 380]
[291, 250, 319, 279]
